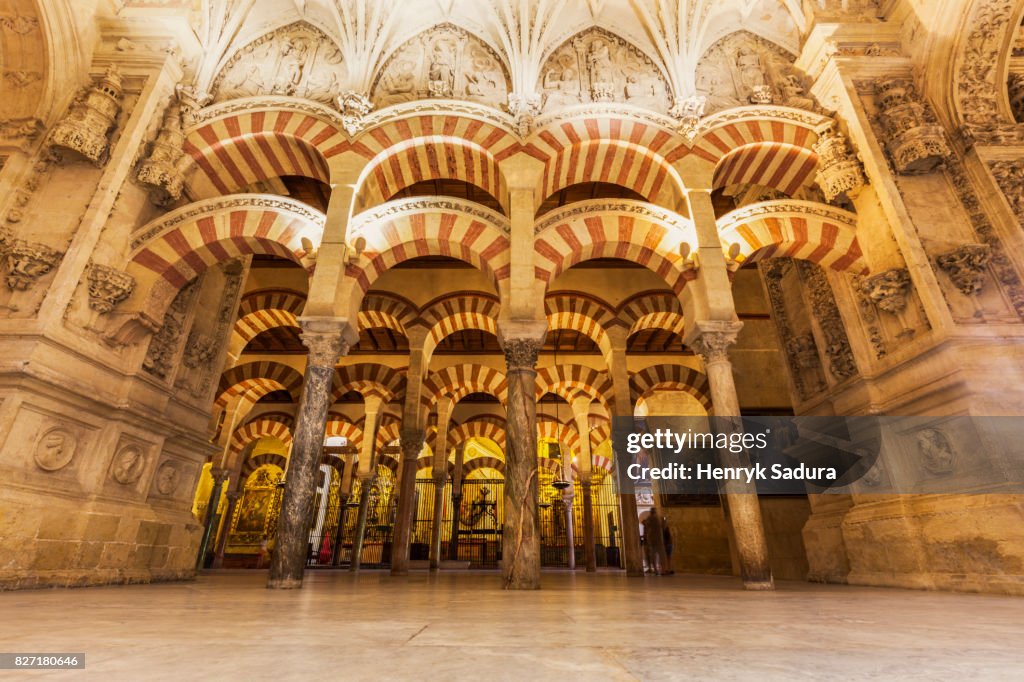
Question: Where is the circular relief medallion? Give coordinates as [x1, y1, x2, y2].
[155, 462, 180, 495]
[111, 446, 146, 485]
[33, 427, 78, 472]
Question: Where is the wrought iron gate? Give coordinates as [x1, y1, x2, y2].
[453, 479, 503, 568]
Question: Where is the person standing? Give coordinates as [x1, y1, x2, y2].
[642, 510, 668, 575]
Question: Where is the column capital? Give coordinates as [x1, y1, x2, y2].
[399, 428, 426, 461]
[689, 320, 744, 365]
[210, 467, 230, 484]
[225, 491, 241, 502]
[298, 317, 354, 367]
[432, 470, 448, 487]
[502, 337, 543, 371]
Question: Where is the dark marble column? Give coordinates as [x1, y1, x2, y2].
[390, 429, 425, 576]
[502, 338, 542, 589]
[693, 321, 774, 591]
[196, 467, 229, 569]
[330, 491, 350, 566]
[580, 476, 597, 572]
[212, 490, 240, 569]
[448, 444, 464, 561]
[563, 490, 576, 570]
[267, 325, 349, 589]
[428, 471, 446, 570]
[349, 473, 374, 573]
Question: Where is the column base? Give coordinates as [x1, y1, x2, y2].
[742, 579, 775, 591]
[266, 577, 304, 590]
[503, 577, 541, 590]
[390, 567, 409, 577]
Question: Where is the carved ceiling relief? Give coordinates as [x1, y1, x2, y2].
[212, 23, 347, 106]
[538, 27, 670, 114]
[371, 24, 510, 110]
[695, 31, 817, 116]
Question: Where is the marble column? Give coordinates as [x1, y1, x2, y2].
[562, 490, 576, 569]
[212, 490, 240, 569]
[579, 475, 597, 572]
[267, 323, 349, 589]
[448, 444, 465, 561]
[571, 398, 597, 572]
[196, 467, 229, 569]
[331, 451, 356, 566]
[390, 429, 425, 576]
[428, 471, 447, 570]
[501, 336, 543, 589]
[693, 320, 774, 591]
[349, 472, 375, 573]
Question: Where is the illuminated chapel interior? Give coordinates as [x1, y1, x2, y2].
[2, 0, 1024, 595]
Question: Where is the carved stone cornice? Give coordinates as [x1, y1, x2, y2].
[336, 91, 374, 136]
[49, 65, 124, 166]
[935, 244, 992, 296]
[858, 268, 912, 314]
[350, 196, 510, 237]
[988, 160, 1024, 224]
[690, 320, 743, 365]
[87, 263, 136, 313]
[502, 338, 542, 371]
[506, 92, 542, 136]
[534, 199, 691, 235]
[875, 79, 950, 174]
[954, 0, 1021, 144]
[669, 95, 706, 142]
[3, 239, 63, 291]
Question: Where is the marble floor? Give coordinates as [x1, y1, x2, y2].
[1, 571, 1022, 681]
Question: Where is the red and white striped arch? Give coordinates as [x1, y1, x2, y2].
[229, 418, 293, 460]
[618, 291, 686, 338]
[537, 418, 581, 453]
[448, 417, 507, 452]
[184, 108, 348, 198]
[690, 110, 827, 167]
[421, 364, 508, 409]
[375, 414, 402, 451]
[355, 111, 521, 160]
[356, 136, 507, 212]
[241, 453, 289, 479]
[345, 199, 512, 308]
[462, 455, 506, 477]
[216, 361, 305, 409]
[630, 364, 712, 411]
[718, 201, 867, 273]
[420, 292, 501, 360]
[544, 292, 616, 357]
[324, 419, 364, 449]
[713, 143, 818, 197]
[358, 292, 418, 336]
[536, 364, 615, 410]
[533, 200, 697, 294]
[129, 196, 321, 315]
[230, 288, 307, 356]
[332, 363, 405, 403]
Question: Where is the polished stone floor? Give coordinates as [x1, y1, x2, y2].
[1, 570, 1022, 680]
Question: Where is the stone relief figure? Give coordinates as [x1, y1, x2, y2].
[539, 28, 670, 114]
[212, 23, 346, 106]
[736, 46, 771, 103]
[112, 446, 147, 485]
[371, 24, 510, 110]
[916, 428, 955, 475]
[34, 427, 77, 472]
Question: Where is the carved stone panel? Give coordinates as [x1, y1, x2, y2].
[695, 31, 816, 115]
[538, 27, 670, 113]
[213, 22, 347, 105]
[875, 79, 951, 174]
[49, 66, 124, 166]
[143, 278, 199, 381]
[33, 426, 78, 472]
[372, 24, 510, 109]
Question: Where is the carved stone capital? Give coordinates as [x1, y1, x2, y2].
[507, 92, 542, 135]
[298, 319, 352, 367]
[49, 65, 124, 166]
[399, 429, 426, 462]
[690, 320, 743, 365]
[87, 263, 136, 313]
[432, 470, 448, 487]
[858, 268, 912, 314]
[813, 124, 867, 202]
[3, 239, 63, 290]
[136, 103, 186, 206]
[210, 467, 231, 484]
[935, 244, 992, 296]
[875, 79, 950, 175]
[502, 337, 543, 371]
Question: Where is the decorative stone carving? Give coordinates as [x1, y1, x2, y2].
[86, 263, 135, 314]
[1009, 73, 1024, 123]
[336, 91, 374, 136]
[111, 446, 147, 485]
[875, 79, 951, 174]
[155, 461, 181, 495]
[181, 331, 216, 369]
[3, 239, 62, 291]
[506, 92, 542, 136]
[813, 124, 867, 202]
[372, 24, 510, 109]
[0, 13, 40, 34]
[935, 244, 992, 296]
[798, 260, 858, 379]
[916, 428, 955, 475]
[695, 32, 816, 115]
[691, 325, 740, 365]
[213, 23, 346, 105]
[539, 27, 670, 113]
[503, 338, 542, 371]
[0, 117, 44, 148]
[49, 65, 124, 166]
[4, 148, 61, 224]
[33, 427, 77, 472]
[988, 160, 1024, 224]
[786, 335, 821, 370]
[670, 95, 706, 142]
[399, 428, 427, 461]
[143, 279, 198, 380]
[136, 103, 186, 206]
[300, 327, 350, 368]
[175, 84, 213, 123]
[859, 268, 912, 314]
